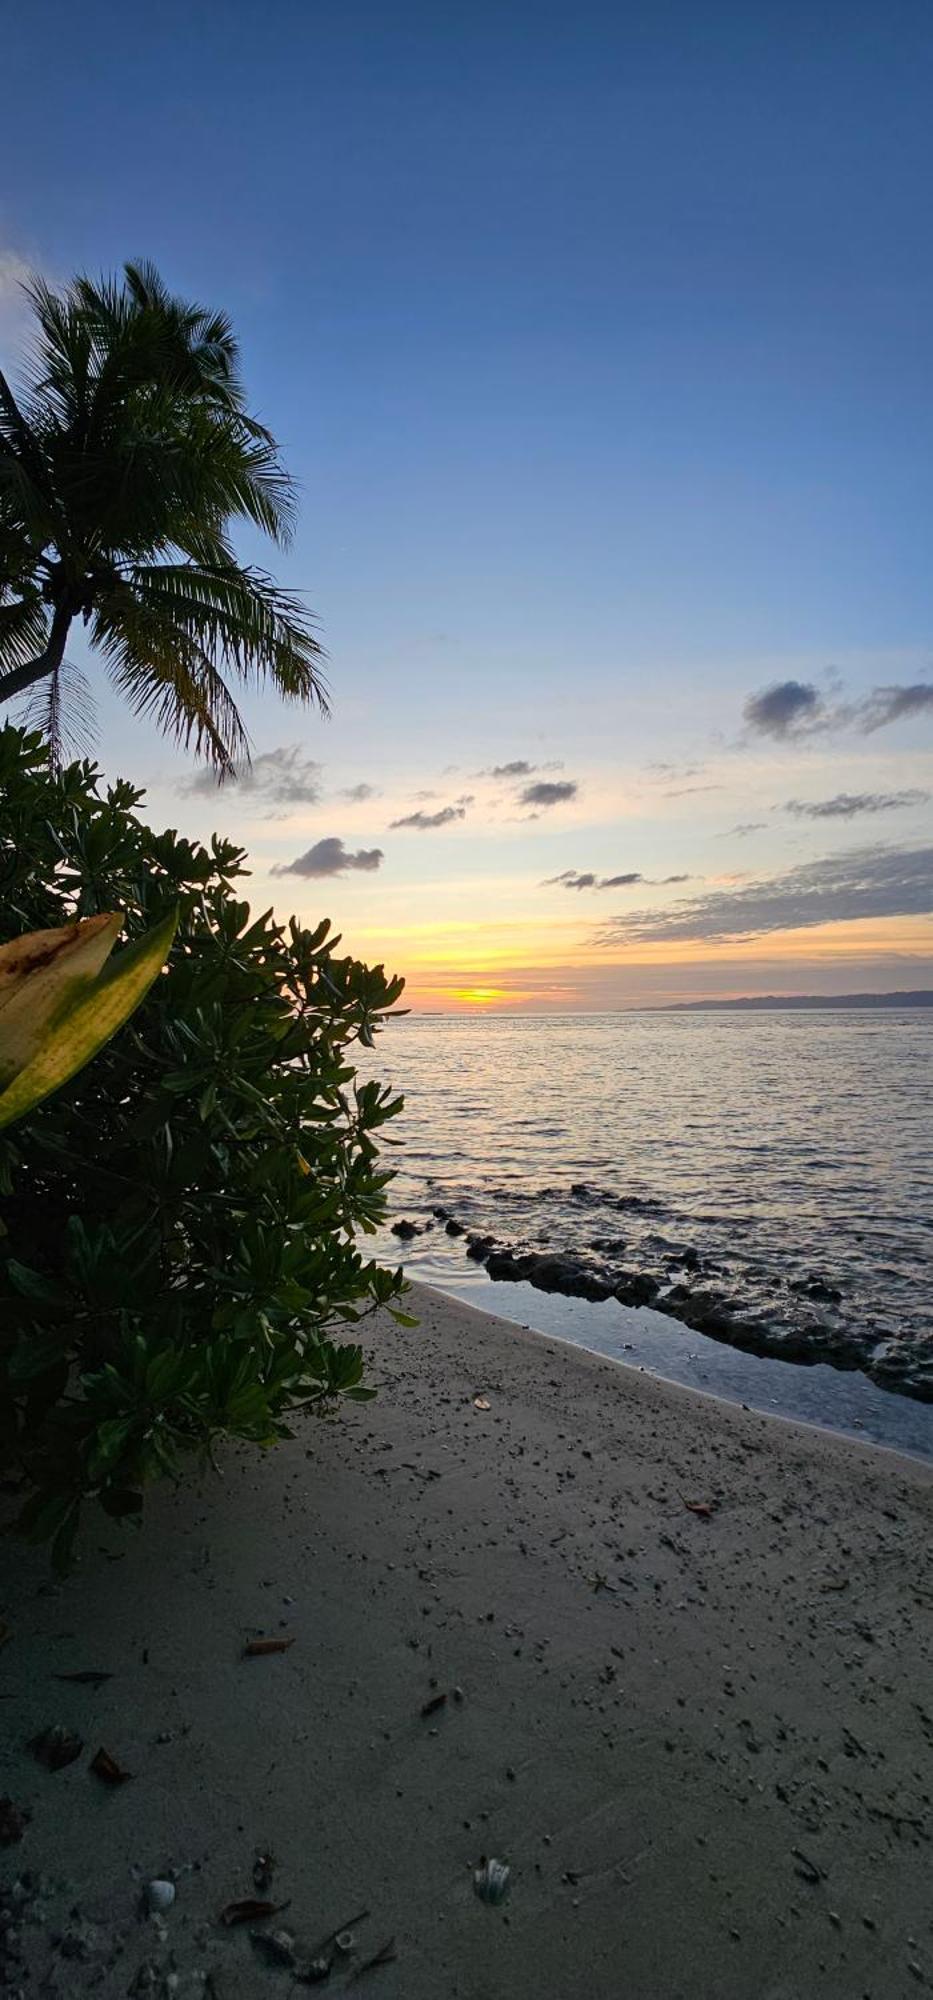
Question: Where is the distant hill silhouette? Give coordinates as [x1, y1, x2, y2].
[660, 991, 933, 1012]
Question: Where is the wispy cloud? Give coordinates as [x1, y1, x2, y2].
[339, 781, 380, 803]
[725, 822, 766, 837]
[595, 845, 933, 944]
[544, 869, 690, 891]
[390, 804, 467, 830]
[271, 837, 383, 878]
[784, 790, 930, 820]
[180, 743, 322, 808]
[858, 683, 933, 732]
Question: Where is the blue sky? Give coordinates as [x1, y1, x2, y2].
[2, 0, 932, 1004]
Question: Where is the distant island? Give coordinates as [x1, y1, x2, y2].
[660, 990, 933, 1012]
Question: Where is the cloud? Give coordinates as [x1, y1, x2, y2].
[595, 845, 933, 944]
[743, 680, 827, 741]
[491, 760, 536, 778]
[544, 870, 599, 891]
[784, 790, 930, 820]
[725, 822, 766, 837]
[0, 250, 36, 328]
[271, 837, 383, 878]
[340, 781, 380, 803]
[858, 683, 933, 733]
[544, 868, 690, 891]
[181, 743, 322, 807]
[390, 804, 467, 830]
[742, 676, 933, 743]
[520, 780, 578, 808]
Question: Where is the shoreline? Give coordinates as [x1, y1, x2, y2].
[1, 1282, 931, 1998]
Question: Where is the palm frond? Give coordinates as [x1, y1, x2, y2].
[124, 560, 329, 709]
[19, 655, 97, 771]
[0, 594, 49, 672]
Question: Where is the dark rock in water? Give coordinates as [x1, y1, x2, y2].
[526, 1254, 613, 1302]
[589, 1236, 627, 1255]
[485, 1249, 532, 1282]
[466, 1232, 497, 1261]
[445, 1217, 465, 1237]
[614, 1272, 660, 1306]
[789, 1274, 843, 1304]
[432, 1205, 451, 1221]
[391, 1218, 421, 1240]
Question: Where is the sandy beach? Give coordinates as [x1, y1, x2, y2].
[1, 1281, 931, 1999]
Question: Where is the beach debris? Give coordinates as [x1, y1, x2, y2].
[473, 1857, 511, 1905]
[89, 1745, 133, 1785]
[253, 1846, 276, 1891]
[27, 1723, 84, 1770]
[421, 1690, 448, 1718]
[819, 1576, 850, 1593]
[472, 1395, 491, 1411]
[242, 1635, 295, 1658]
[792, 1847, 825, 1886]
[250, 1926, 296, 1967]
[54, 1669, 113, 1686]
[220, 1897, 289, 1926]
[682, 1498, 716, 1518]
[334, 1929, 356, 1955]
[0, 1796, 30, 1844]
[303, 1957, 334, 1983]
[352, 1937, 397, 1979]
[146, 1879, 176, 1914]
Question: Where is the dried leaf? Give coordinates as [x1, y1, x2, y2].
[54, 1670, 113, 1687]
[221, 1898, 289, 1927]
[420, 1691, 448, 1718]
[90, 1746, 133, 1785]
[0, 1795, 30, 1844]
[682, 1498, 715, 1518]
[242, 1637, 295, 1658]
[28, 1724, 84, 1771]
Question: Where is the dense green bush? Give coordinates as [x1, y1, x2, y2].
[0, 724, 409, 1565]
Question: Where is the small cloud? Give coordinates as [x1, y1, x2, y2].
[271, 837, 384, 878]
[724, 822, 766, 837]
[456, 793, 476, 807]
[181, 743, 322, 808]
[390, 804, 467, 830]
[743, 681, 826, 741]
[543, 869, 598, 891]
[490, 759, 536, 779]
[784, 790, 930, 820]
[543, 867, 688, 892]
[662, 783, 723, 797]
[858, 684, 933, 733]
[340, 781, 380, 803]
[520, 780, 578, 809]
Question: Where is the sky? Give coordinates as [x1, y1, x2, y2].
[2, 0, 932, 1009]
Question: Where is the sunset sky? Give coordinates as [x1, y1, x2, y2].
[3, 2, 932, 1008]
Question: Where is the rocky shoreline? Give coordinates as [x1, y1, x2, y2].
[390, 1190, 933, 1403]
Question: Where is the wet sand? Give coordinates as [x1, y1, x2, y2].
[1, 1281, 931, 1998]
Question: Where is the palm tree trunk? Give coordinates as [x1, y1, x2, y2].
[0, 603, 73, 704]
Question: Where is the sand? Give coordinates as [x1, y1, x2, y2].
[1, 1280, 931, 1998]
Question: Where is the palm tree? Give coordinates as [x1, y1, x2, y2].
[0, 262, 327, 774]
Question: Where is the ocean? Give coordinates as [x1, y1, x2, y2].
[362, 1009, 933, 1459]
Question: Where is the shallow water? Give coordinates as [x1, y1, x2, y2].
[360, 1009, 933, 1443]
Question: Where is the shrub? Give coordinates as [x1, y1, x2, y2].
[0, 725, 409, 1565]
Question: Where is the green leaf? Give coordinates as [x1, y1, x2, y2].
[0, 907, 178, 1131]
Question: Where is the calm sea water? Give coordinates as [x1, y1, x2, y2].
[362, 1010, 933, 1454]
